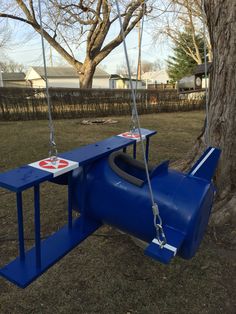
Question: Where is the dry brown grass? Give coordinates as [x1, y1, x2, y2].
[0, 111, 235, 314]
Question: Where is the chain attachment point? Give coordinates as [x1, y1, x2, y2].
[152, 203, 167, 248]
[49, 141, 58, 165]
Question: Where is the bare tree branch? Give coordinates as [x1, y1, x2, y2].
[0, 0, 147, 87]
[152, 0, 211, 64]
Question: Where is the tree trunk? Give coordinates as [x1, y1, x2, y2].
[187, 0, 236, 224]
[78, 60, 96, 89]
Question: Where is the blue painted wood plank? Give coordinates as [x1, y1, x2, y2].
[59, 129, 156, 165]
[0, 166, 52, 192]
[144, 226, 185, 264]
[188, 147, 221, 181]
[0, 137, 130, 192]
[0, 129, 156, 192]
[59, 135, 135, 164]
[136, 128, 156, 137]
[0, 216, 102, 288]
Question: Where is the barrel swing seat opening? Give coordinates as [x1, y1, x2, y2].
[108, 151, 152, 187]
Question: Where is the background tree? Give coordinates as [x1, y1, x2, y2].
[153, 0, 211, 64]
[0, 28, 8, 49]
[141, 59, 163, 73]
[0, 20, 12, 58]
[116, 59, 137, 76]
[0, 0, 149, 88]
[187, 0, 236, 224]
[0, 21, 11, 49]
[167, 28, 205, 81]
[0, 59, 25, 72]
[117, 59, 163, 77]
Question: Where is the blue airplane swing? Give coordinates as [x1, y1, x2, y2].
[0, 1, 221, 288]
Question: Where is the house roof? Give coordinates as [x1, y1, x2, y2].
[30, 66, 110, 79]
[110, 74, 142, 81]
[193, 62, 212, 75]
[2, 72, 26, 81]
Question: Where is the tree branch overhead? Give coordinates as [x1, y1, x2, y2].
[0, 0, 147, 87]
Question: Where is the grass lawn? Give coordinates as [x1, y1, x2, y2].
[0, 111, 235, 314]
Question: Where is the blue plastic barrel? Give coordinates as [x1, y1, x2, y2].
[72, 148, 220, 261]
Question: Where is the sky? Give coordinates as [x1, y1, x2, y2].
[2, 7, 170, 74]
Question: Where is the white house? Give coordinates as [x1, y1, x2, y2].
[25, 66, 110, 89]
[92, 68, 111, 88]
[142, 69, 170, 84]
[109, 74, 144, 89]
[1, 72, 29, 87]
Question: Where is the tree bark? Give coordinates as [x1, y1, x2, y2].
[186, 0, 236, 224]
[78, 60, 96, 89]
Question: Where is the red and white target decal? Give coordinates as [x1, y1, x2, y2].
[39, 158, 69, 170]
[117, 131, 146, 142]
[120, 132, 140, 139]
[29, 157, 79, 177]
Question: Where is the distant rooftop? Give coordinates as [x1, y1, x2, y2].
[31, 66, 110, 78]
[2, 72, 26, 81]
[110, 74, 142, 81]
[193, 62, 212, 75]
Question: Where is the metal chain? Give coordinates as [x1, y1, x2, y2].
[38, 0, 58, 163]
[152, 204, 166, 245]
[115, 0, 166, 246]
[130, 8, 145, 133]
[130, 108, 137, 134]
[202, 0, 210, 146]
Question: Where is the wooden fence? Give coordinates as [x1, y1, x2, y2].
[0, 87, 205, 121]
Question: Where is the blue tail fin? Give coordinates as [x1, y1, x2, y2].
[188, 147, 221, 181]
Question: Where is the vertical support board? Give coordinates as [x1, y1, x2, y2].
[146, 137, 150, 162]
[16, 192, 25, 261]
[34, 184, 41, 269]
[133, 142, 137, 159]
[68, 171, 73, 229]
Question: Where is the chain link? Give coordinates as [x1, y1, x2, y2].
[130, 2, 145, 133]
[129, 109, 138, 133]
